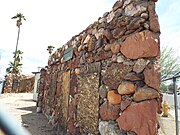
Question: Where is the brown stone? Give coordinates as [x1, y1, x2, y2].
[124, 3, 147, 17]
[117, 100, 159, 135]
[124, 72, 143, 81]
[111, 44, 120, 54]
[143, 62, 160, 91]
[127, 17, 145, 30]
[107, 11, 115, 23]
[133, 86, 159, 102]
[99, 102, 120, 121]
[104, 44, 111, 51]
[87, 56, 94, 63]
[112, 0, 123, 11]
[148, 2, 160, 33]
[121, 95, 132, 111]
[87, 36, 96, 52]
[95, 49, 112, 62]
[118, 81, 136, 95]
[120, 31, 159, 59]
[114, 9, 122, 18]
[103, 63, 132, 89]
[107, 90, 121, 105]
[67, 58, 80, 69]
[133, 59, 148, 73]
[103, 29, 113, 40]
[112, 27, 126, 39]
[141, 13, 149, 20]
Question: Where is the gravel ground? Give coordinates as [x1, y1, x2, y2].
[0, 93, 56, 135]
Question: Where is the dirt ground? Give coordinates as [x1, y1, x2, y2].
[0, 93, 178, 135]
[0, 93, 56, 135]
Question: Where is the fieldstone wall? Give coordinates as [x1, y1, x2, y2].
[37, 0, 161, 135]
[4, 74, 35, 93]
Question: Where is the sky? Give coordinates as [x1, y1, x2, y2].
[0, 0, 180, 78]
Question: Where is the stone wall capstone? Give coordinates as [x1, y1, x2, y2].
[37, 0, 161, 134]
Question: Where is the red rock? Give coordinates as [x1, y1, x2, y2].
[118, 82, 136, 95]
[117, 100, 159, 135]
[148, 2, 160, 33]
[143, 62, 160, 91]
[133, 86, 159, 102]
[67, 58, 80, 69]
[111, 44, 120, 54]
[99, 102, 120, 121]
[107, 90, 121, 105]
[120, 31, 159, 59]
[103, 63, 132, 89]
[95, 49, 112, 62]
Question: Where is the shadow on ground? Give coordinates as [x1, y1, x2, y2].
[19, 106, 56, 135]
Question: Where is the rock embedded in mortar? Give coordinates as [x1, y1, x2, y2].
[143, 22, 149, 30]
[116, 100, 159, 135]
[103, 63, 132, 89]
[141, 13, 149, 20]
[133, 59, 149, 73]
[133, 85, 159, 102]
[99, 102, 120, 121]
[118, 81, 136, 95]
[112, 0, 123, 11]
[99, 85, 109, 99]
[111, 44, 120, 54]
[104, 44, 111, 51]
[120, 31, 159, 59]
[148, 2, 160, 33]
[107, 11, 115, 23]
[124, 72, 143, 81]
[121, 95, 132, 111]
[127, 17, 145, 30]
[114, 8, 123, 18]
[99, 121, 121, 135]
[117, 55, 125, 63]
[107, 90, 121, 105]
[112, 27, 126, 39]
[124, 3, 147, 17]
[143, 62, 160, 91]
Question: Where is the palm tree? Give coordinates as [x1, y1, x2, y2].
[11, 13, 26, 74]
[6, 50, 23, 74]
[6, 61, 23, 74]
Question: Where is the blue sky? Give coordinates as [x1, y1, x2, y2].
[0, 0, 180, 78]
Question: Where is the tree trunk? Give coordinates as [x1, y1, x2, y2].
[13, 26, 21, 74]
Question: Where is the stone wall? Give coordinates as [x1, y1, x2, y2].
[37, 0, 161, 134]
[4, 74, 35, 93]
